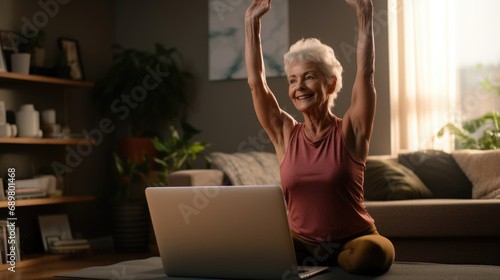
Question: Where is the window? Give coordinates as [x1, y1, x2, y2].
[388, 0, 500, 153]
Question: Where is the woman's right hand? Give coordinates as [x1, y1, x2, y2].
[245, 0, 271, 20]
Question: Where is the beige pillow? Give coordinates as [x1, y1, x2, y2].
[452, 149, 500, 199]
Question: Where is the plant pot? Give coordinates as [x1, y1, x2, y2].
[118, 176, 157, 202]
[112, 201, 150, 253]
[11, 53, 31, 74]
[119, 137, 157, 169]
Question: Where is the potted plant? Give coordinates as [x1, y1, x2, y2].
[153, 120, 212, 185]
[111, 120, 210, 253]
[93, 43, 193, 166]
[17, 29, 46, 68]
[111, 153, 162, 253]
[26, 29, 46, 67]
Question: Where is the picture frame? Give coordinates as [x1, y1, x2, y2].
[208, 0, 288, 81]
[1, 30, 21, 72]
[38, 214, 74, 252]
[58, 37, 85, 80]
[0, 30, 19, 52]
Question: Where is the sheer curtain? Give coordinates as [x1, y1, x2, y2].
[388, 0, 457, 154]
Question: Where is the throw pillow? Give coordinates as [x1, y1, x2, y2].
[398, 150, 473, 198]
[451, 149, 500, 199]
[364, 159, 433, 200]
[210, 151, 281, 186]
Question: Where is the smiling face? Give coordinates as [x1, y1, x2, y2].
[287, 60, 335, 113]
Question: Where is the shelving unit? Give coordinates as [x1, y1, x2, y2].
[0, 253, 70, 270]
[0, 72, 96, 268]
[0, 138, 95, 145]
[0, 196, 95, 208]
[0, 71, 94, 88]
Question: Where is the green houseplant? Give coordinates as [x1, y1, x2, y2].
[437, 112, 500, 150]
[111, 120, 210, 203]
[20, 29, 46, 55]
[93, 43, 192, 137]
[93, 43, 193, 168]
[153, 120, 211, 185]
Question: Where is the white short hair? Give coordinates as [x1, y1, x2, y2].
[284, 38, 343, 109]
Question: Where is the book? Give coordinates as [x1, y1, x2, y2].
[0, 222, 7, 264]
[0, 224, 5, 264]
[50, 243, 90, 254]
[0, 179, 5, 201]
[0, 220, 21, 264]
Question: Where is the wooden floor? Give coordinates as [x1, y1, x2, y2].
[0, 252, 157, 280]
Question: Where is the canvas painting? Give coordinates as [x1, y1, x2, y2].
[208, 0, 288, 81]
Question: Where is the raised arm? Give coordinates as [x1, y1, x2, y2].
[245, 0, 295, 161]
[343, 0, 377, 161]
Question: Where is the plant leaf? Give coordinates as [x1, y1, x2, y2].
[180, 119, 202, 142]
[113, 153, 125, 175]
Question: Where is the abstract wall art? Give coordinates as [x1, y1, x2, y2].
[208, 0, 289, 81]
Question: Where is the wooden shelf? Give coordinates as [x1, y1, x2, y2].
[0, 253, 70, 270]
[0, 71, 94, 88]
[0, 137, 94, 145]
[0, 195, 95, 208]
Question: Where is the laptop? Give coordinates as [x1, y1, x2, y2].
[146, 185, 329, 280]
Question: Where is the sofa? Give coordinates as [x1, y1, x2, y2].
[167, 149, 500, 265]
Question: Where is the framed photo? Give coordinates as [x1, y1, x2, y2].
[38, 214, 74, 252]
[0, 30, 19, 52]
[58, 37, 85, 80]
[1, 30, 21, 71]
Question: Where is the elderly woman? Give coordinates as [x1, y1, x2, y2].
[245, 0, 394, 275]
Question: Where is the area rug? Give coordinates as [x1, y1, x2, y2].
[56, 257, 500, 280]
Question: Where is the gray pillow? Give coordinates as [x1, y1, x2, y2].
[398, 150, 473, 198]
[210, 151, 281, 186]
[364, 159, 433, 200]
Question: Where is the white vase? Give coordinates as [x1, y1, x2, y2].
[16, 104, 40, 137]
[11, 53, 31, 74]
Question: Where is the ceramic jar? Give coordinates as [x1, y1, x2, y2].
[16, 104, 42, 138]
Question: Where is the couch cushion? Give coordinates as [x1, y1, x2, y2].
[210, 151, 281, 186]
[398, 150, 473, 198]
[452, 149, 500, 199]
[365, 199, 500, 238]
[364, 159, 433, 200]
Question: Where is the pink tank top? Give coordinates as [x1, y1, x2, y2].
[280, 117, 374, 242]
